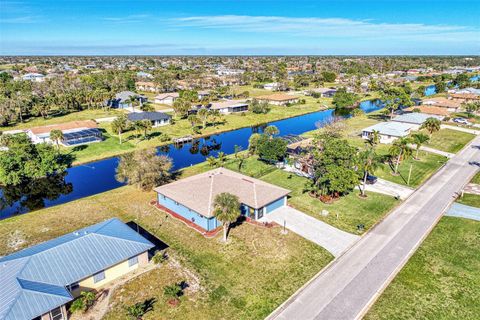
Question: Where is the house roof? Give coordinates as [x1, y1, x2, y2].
[155, 92, 180, 100]
[209, 100, 248, 110]
[28, 120, 98, 135]
[421, 97, 461, 109]
[310, 88, 337, 94]
[115, 91, 146, 102]
[256, 93, 300, 102]
[154, 168, 290, 217]
[404, 106, 450, 116]
[127, 112, 171, 122]
[362, 122, 416, 137]
[0, 218, 154, 320]
[392, 113, 443, 125]
[449, 93, 480, 100]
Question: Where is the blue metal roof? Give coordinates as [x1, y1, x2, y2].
[0, 218, 154, 320]
[392, 112, 443, 125]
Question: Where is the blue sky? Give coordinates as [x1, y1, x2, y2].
[1, 0, 479, 55]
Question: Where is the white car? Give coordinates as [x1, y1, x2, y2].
[453, 118, 470, 125]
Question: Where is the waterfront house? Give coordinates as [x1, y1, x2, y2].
[404, 106, 450, 117]
[154, 168, 290, 232]
[421, 97, 461, 113]
[362, 122, 416, 144]
[0, 218, 154, 320]
[307, 87, 337, 98]
[209, 100, 249, 114]
[127, 111, 171, 127]
[106, 91, 147, 109]
[154, 92, 180, 105]
[26, 120, 102, 146]
[256, 93, 300, 106]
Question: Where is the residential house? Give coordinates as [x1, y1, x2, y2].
[449, 93, 480, 103]
[0, 218, 154, 320]
[362, 122, 417, 144]
[26, 120, 102, 146]
[263, 82, 280, 91]
[154, 92, 180, 105]
[209, 100, 248, 114]
[422, 97, 462, 113]
[391, 112, 444, 130]
[127, 111, 171, 127]
[256, 93, 300, 106]
[154, 168, 290, 232]
[135, 81, 158, 93]
[307, 88, 337, 98]
[136, 71, 153, 79]
[285, 137, 314, 178]
[404, 106, 450, 117]
[22, 73, 45, 82]
[106, 91, 148, 109]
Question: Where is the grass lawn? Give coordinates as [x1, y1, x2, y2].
[0, 109, 123, 131]
[365, 217, 480, 320]
[0, 183, 332, 320]
[456, 193, 480, 208]
[425, 129, 475, 153]
[470, 172, 480, 184]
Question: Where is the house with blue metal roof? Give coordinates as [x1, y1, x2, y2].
[0, 218, 154, 320]
[362, 121, 416, 144]
[392, 112, 444, 128]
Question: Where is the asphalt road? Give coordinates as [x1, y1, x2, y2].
[268, 135, 480, 320]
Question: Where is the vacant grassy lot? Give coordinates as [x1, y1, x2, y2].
[365, 217, 480, 320]
[0, 176, 332, 320]
[456, 193, 480, 208]
[425, 129, 474, 153]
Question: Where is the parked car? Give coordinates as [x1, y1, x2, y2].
[366, 174, 378, 185]
[453, 117, 470, 125]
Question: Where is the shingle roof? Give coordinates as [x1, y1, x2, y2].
[362, 122, 416, 137]
[154, 168, 290, 217]
[392, 113, 443, 125]
[115, 91, 146, 102]
[209, 100, 248, 110]
[0, 218, 154, 320]
[256, 93, 300, 101]
[127, 112, 171, 122]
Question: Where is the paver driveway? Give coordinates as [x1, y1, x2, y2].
[262, 206, 360, 257]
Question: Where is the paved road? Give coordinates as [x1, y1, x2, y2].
[263, 206, 359, 257]
[268, 135, 480, 320]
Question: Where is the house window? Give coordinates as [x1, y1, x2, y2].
[67, 282, 79, 291]
[50, 307, 65, 320]
[93, 270, 105, 283]
[128, 256, 139, 267]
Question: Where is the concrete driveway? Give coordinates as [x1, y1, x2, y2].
[445, 202, 480, 221]
[261, 206, 360, 257]
[357, 178, 414, 200]
[442, 124, 480, 135]
[420, 146, 455, 158]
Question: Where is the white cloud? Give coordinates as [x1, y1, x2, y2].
[173, 15, 480, 42]
[103, 14, 150, 23]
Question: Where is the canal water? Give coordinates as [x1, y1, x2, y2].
[0, 100, 384, 218]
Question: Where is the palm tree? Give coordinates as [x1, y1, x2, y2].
[358, 148, 382, 197]
[216, 152, 226, 166]
[207, 156, 217, 167]
[111, 115, 128, 144]
[389, 137, 413, 175]
[367, 129, 380, 147]
[264, 125, 279, 139]
[187, 114, 200, 131]
[49, 129, 64, 150]
[134, 119, 152, 139]
[197, 108, 210, 129]
[411, 132, 430, 160]
[420, 117, 441, 136]
[213, 192, 241, 242]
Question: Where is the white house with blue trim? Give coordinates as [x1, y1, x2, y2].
[0, 218, 154, 320]
[154, 168, 290, 232]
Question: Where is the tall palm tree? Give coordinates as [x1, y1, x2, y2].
[367, 129, 380, 147]
[263, 125, 279, 139]
[389, 137, 413, 175]
[359, 148, 382, 197]
[420, 117, 441, 136]
[411, 132, 430, 160]
[213, 192, 240, 242]
[197, 108, 210, 129]
[111, 115, 128, 144]
[49, 129, 64, 150]
[134, 119, 152, 139]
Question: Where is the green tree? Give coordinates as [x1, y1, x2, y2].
[332, 87, 359, 109]
[216, 151, 226, 166]
[134, 119, 152, 139]
[213, 192, 241, 242]
[420, 117, 441, 136]
[381, 86, 413, 118]
[49, 129, 64, 150]
[248, 133, 262, 154]
[115, 149, 172, 191]
[464, 102, 479, 117]
[69, 291, 96, 313]
[125, 299, 155, 320]
[310, 136, 358, 197]
[263, 125, 279, 139]
[411, 132, 430, 160]
[197, 108, 210, 129]
[111, 115, 128, 144]
[321, 71, 337, 83]
[257, 135, 287, 163]
[207, 156, 217, 167]
[163, 284, 182, 302]
[172, 98, 191, 118]
[389, 137, 413, 175]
